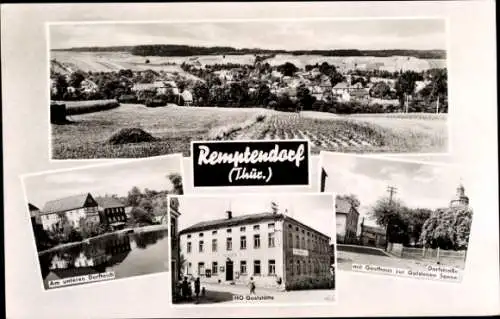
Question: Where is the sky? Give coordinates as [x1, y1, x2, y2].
[23, 155, 182, 209]
[321, 154, 467, 229]
[50, 19, 446, 51]
[175, 193, 335, 242]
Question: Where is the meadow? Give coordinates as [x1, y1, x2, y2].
[51, 104, 448, 159]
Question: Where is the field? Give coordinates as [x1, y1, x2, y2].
[51, 104, 448, 159]
[51, 51, 445, 74]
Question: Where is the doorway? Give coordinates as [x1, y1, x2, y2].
[225, 260, 233, 281]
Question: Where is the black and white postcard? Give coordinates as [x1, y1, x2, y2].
[169, 193, 336, 305]
[49, 19, 448, 159]
[320, 152, 472, 282]
[20, 154, 184, 290]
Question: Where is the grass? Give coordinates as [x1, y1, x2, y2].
[52, 104, 447, 159]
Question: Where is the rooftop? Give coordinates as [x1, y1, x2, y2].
[335, 198, 352, 214]
[179, 212, 330, 240]
[95, 197, 125, 209]
[41, 193, 96, 215]
[361, 224, 386, 235]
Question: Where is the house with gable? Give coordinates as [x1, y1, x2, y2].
[40, 193, 100, 231]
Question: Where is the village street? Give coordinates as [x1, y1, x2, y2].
[175, 282, 335, 305]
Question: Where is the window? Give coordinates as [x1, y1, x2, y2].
[254, 260, 261, 275]
[212, 230, 217, 235]
[253, 225, 260, 231]
[253, 234, 260, 249]
[301, 229, 305, 234]
[240, 236, 247, 250]
[187, 242, 192, 253]
[240, 260, 247, 274]
[212, 262, 218, 275]
[268, 233, 275, 248]
[295, 226, 299, 231]
[199, 233, 204, 237]
[199, 240, 204, 252]
[187, 234, 191, 239]
[268, 223, 275, 230]
[226, 237, 232, 251]
[290, 259, 294, 276]
[295, 235, 300, 248]
[268, 260, 276, 275]
[212, 239, 217, 252]
[301, 237, 305, 249]
[240, 226, 246, 232]
[296, 260, 301, 275]
[288, 233, 293, 248]
[288, 224, 292, 229]
[187, 262, 192, 275]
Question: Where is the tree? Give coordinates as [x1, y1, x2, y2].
[296, 84, 316, 111]
[69, 71, 86, 89]
[256, 84, 271, 106]
[420, 206, 473, 250]
[79, 218, 105, 239]
[53, 74, 68, 99]
[193, 82, 210, 105]
[127, 186, 142, 207]
[395, 71, 423, 111]
[319, 62, 337, 77]
[168, 173, 183, 195]
[130, 206, 154, 225]
[277, 62, 298, 77]
[139, 198, 153, 213]
[402, 208, 432, 245]
[329, 72, 345, 87]
[370, 82, 392, 99]
[370, 197, 408, 244]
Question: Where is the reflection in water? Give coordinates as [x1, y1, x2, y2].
[40, 229, 168, 284]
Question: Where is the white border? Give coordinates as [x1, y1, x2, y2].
[190, 139, 312, 190]
[167, 191, 337, 308]
[46, 17, 450, 161]
[19, 153, 184, 292]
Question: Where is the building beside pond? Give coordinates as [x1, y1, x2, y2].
[40, 193, 100, 231]
[95, 196, 128, 230]
[179, 210, 332, 290]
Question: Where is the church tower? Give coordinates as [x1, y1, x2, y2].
[450, 183, 469, 208]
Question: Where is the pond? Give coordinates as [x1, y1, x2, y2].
[39, 229, 169, 289]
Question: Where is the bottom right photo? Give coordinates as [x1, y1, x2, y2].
[320, 152, 473, 283]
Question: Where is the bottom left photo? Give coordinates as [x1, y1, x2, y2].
[20, 154, 184, 290]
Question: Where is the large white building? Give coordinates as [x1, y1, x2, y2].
[40, 193, 100, 231]
[179, 210, 332, 290]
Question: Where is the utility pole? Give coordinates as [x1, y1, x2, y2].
[436, 95, 440, 114]
[385, 186, 398, 251]
[387, 186, 397, 205]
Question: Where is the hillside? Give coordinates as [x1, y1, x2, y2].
[53, 45, 446, 59]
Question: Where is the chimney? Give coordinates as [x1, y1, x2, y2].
[226, 210, 232, 219]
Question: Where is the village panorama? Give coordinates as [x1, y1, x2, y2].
[49, 22, 448, 159]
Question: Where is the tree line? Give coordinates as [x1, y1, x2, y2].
[54, 45, 446, 59]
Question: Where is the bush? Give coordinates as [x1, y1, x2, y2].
[62, 99, 120, 115]
[286, 276, 334, 291]
[107, 128, 157, 145]
[118, 94, 138, 104]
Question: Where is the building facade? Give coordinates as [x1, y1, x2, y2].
[95, 197, 127, 230]
[170, 197, 181, 296]
[179, 211, 331, 290]
[40, 193, 100, 231]
[335, 198, 359, 244]
[359, 218, 386, 248]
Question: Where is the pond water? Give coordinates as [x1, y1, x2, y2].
[39, 229, 169, 289]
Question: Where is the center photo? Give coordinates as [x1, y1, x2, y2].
[168, 193, 336, 306]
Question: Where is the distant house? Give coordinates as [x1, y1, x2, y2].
[131, 83, 158, 93]
[180, 90, 194, 106]
[359, 219, 386, 248]
[80, 79, 98, 94]
[40, 193, 100, 231]
[332, 82, 368, 102]
[95, 197, 127, 231]
[415, 80, 432, 94]
[335, 198, 359, 244]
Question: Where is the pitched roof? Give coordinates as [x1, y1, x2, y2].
[41, 193, 95, 215]
[335, 198, 352, 214]
[28, 203, 40, 212]
[95, 197, 125, 209]
[180, 212, 282, 235]
[361, 224, 386, 235]
[332, 82, 350, 89]
[179, 212, 330, 240]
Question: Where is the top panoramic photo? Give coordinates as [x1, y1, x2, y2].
[49, 19, 449, 159]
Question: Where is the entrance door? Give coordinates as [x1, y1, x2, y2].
[225, 260, 233, 281]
